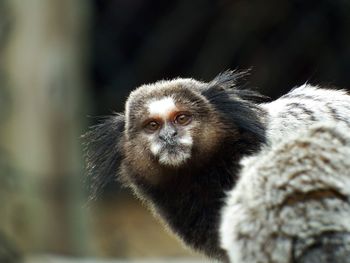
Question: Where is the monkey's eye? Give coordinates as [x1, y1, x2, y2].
[174, 113, 192, 126]
[144, 120, 160, 133]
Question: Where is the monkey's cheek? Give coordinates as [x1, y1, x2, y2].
[178, 134, 193, 147]
[150, 142, 163, 156]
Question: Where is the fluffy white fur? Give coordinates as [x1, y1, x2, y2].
[220, 85, 350, 263]
[150, 140, 162, 156]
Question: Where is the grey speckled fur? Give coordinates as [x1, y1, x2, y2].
[220, 85, 350, 263]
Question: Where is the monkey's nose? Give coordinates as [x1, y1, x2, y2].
[159, 128, 177, 142]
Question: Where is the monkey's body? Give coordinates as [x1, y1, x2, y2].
[221, 122, 350, 263]
[221, 85, 350, 263]
[84, 72, 350, 262]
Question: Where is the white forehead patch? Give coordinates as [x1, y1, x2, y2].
[148, 97, 176, 117]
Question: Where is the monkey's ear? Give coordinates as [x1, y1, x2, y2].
[209, 69, 250, 89]
[202, 71, 266, 145]
[82, 114, 125, 201]
[208, 69, 269, 102]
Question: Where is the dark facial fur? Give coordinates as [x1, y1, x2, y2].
[83, 71, 267, 261]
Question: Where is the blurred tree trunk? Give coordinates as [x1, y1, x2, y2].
[0, 0, 91, 258]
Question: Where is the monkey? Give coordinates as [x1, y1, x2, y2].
[84, 70, 350, 262]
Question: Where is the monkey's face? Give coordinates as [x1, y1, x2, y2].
[125, 81, 224, 170]
[141, 96, 195, 166]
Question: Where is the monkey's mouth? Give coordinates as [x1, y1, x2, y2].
[154, 143, 192, 166]
[159, 151, 191, 166]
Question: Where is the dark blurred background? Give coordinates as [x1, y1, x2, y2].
[0, 0, 350, 262]
[90, 0, 350, 117]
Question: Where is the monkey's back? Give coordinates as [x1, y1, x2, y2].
[221, 85, 350, 263]
[261, 85, 350, 145]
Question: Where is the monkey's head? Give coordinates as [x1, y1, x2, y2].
[84, 71, 267, 262]
[124, 78, 228, 170]
[84, 71, 267, 195]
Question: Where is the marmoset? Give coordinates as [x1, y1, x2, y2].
[84, 71, 350, 262]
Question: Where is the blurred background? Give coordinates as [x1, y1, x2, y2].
[0, 0, 349, 262]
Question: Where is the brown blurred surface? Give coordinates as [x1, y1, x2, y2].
[26, 255, 214, 263]
[89, 194, 205, 259]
